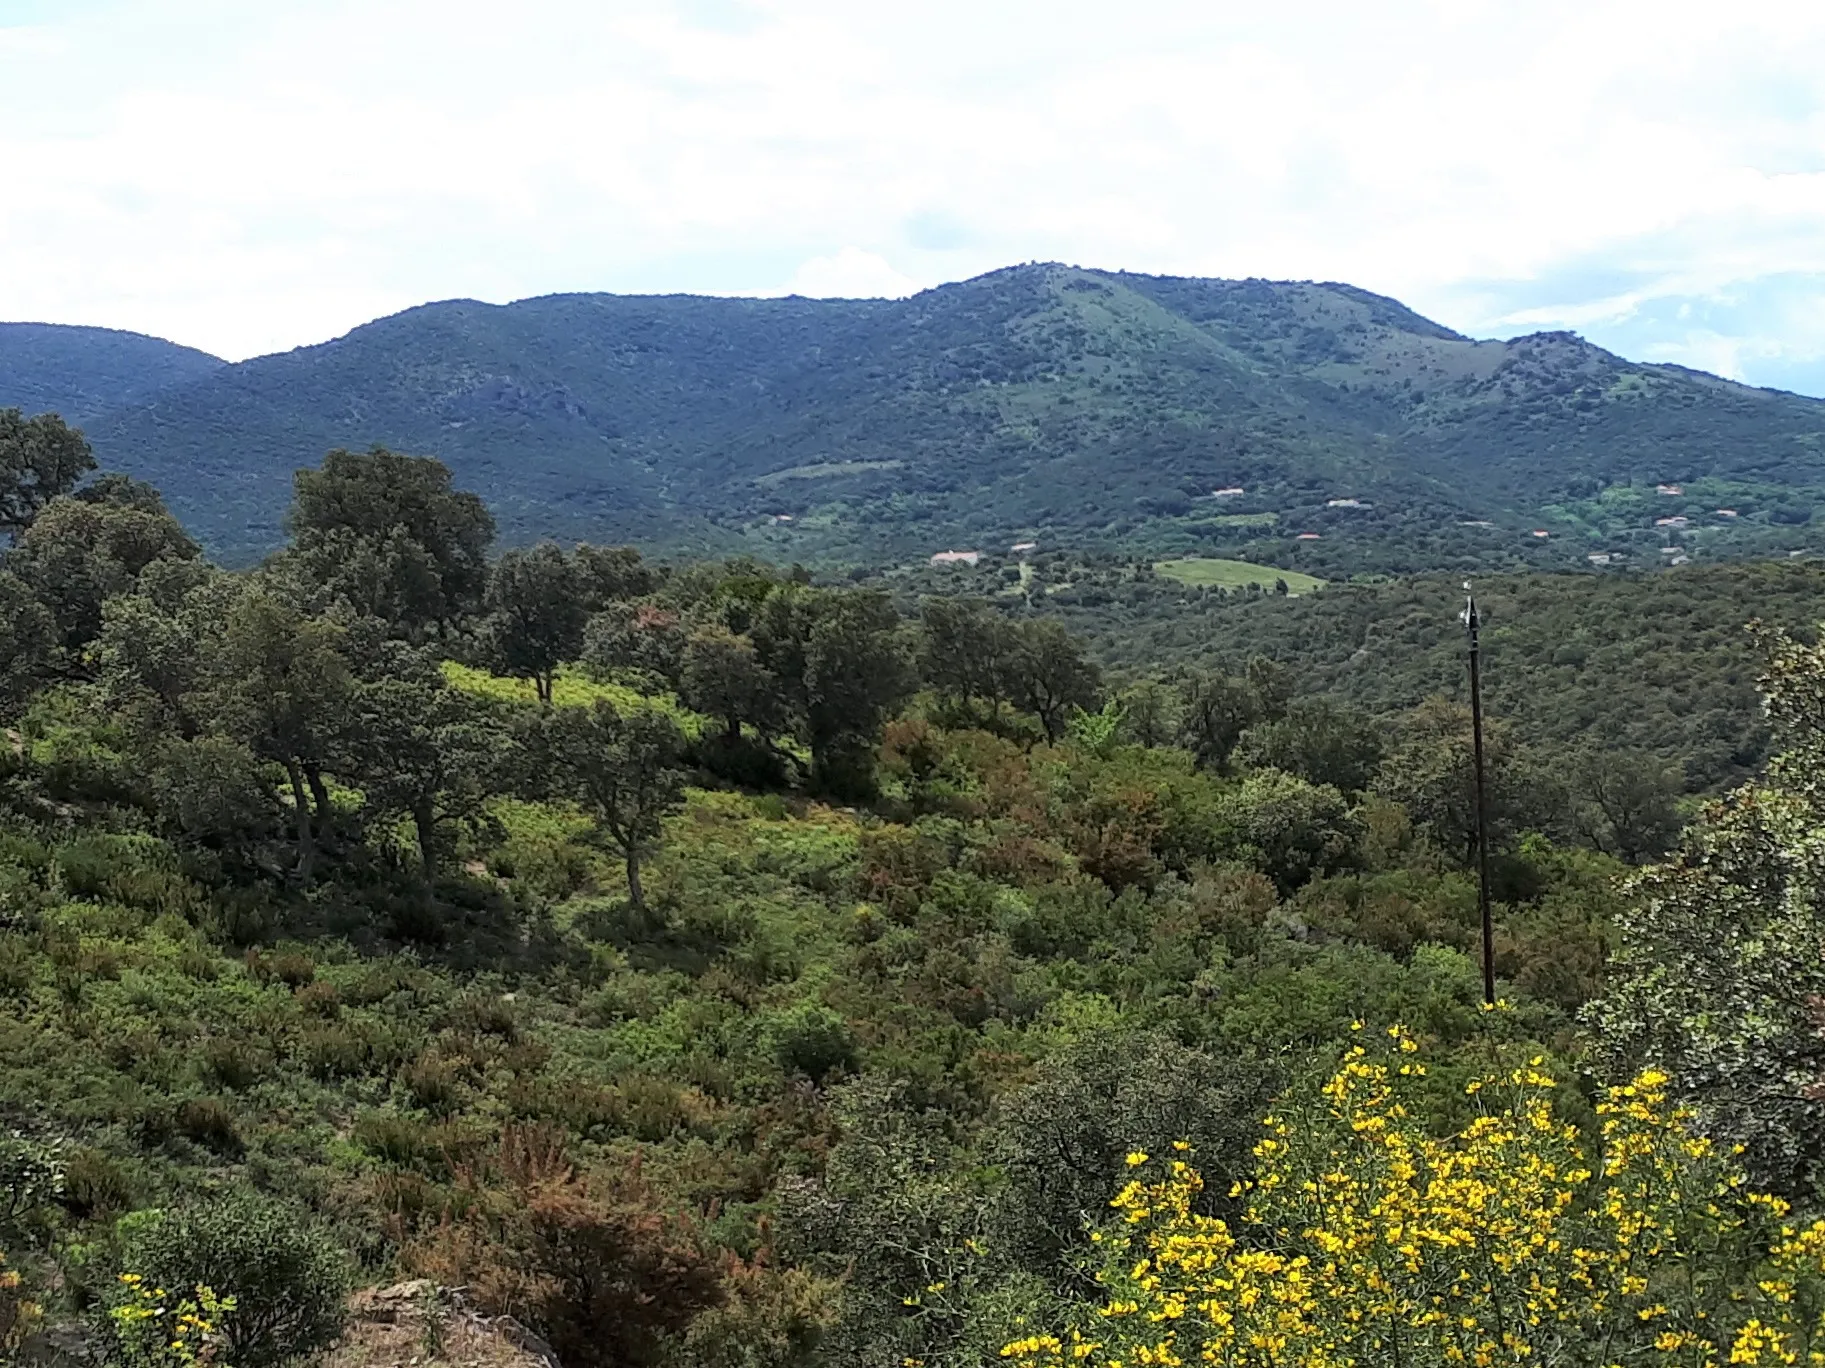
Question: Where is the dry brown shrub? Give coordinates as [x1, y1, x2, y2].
[405, 1125, 721, 1368]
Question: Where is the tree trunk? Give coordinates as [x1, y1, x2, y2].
[305, 764, 333, 827]
[725, 712, 741, 744]
[285, 760, 315, 880]
[536, 673, 553, 706]
[413, 797, 438, 883]
[625, 847, 644, 912]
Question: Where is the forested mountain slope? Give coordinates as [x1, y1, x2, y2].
[0, 322, 224, 421]
[10, 265, 1825, 568]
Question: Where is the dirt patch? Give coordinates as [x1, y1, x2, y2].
[321, 1282, 560, 1368]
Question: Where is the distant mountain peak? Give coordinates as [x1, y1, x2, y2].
[7, 270, 1824, 571]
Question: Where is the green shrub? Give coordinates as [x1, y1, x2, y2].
[202, 1038, 268, 1092]
[0, 1132, 65, 1235]
[59, 1147, 137, 1222]
[399, 1050, 464, 1114]
[353, 1111, 431, 1168]
[174, 1098, 241, 1155]
[0, 938, 32, 999]
[768, 1004, 859, 1083]
[294, 979, 340, 1018]
[115, 1192, 350, 1368]
[448, 992, 518, 1041]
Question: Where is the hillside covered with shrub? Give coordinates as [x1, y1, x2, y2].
[5, 420, 1825, 1367]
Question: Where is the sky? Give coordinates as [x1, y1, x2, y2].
[3, 0, 1825, 394]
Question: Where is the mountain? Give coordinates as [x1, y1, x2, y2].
[8, 266, 1825, 569]
[0, 322, 225, 422]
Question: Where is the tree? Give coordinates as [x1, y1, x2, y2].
[1005, 619, 1100, 743]
[0, 409, 94, 537]
[5, 486, 199, 659]
[94, 559, 236, 737]
[800, 589, 915, 796]
[537, 701, 687, 911]
[1176, 670, 1258, 772]
[778, 1076, 1012, 1368]
[0, 572, 55, 712]
[1568, 747, 1682, 863]
[1234, 695, 1383, 792]
[1372, 696, 1552, 864]
[679, 623, 780, 745]
[200, 589, 353, 878]
[573, 543, 661, 607]
[287, 447, 494, 635]
[581, 602, 685, 688]
[1212, 768, 1357, 894]
[919, 598, 1016, 721]
[339, 675, 512, 881]
[1115, 678, 1178, 748]
[483, 543, 588, 704]
[985, 1034, 1279, 1294]
[748, 584, 912, 795]
[1589, 625, 1825, 1194]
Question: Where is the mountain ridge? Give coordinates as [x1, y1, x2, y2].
[0, 321, 225, 422]
[6, 264, 1823, 570]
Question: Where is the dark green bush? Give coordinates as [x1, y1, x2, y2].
[174, 1097, 242, 1154]
[203, 1038, 268, 1091]
[769, 1004, 859, 1083]
[59, 1147, 136, 1222]
[114, 1191, 350, 1368]
[448, 992, 518, 1041]
[352, 1111, 431, 1168]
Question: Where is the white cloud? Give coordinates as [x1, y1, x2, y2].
[0, 0, 1824, 392]
[778, 248, 919, 299]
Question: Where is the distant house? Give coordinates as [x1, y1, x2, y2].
[1716, 509, 1739, 518]
[1326, 498, 1371, 509]
[767, 514, 795, 524]
[1532, 530, 1550, 538]
[1010, 541, 1037, 553]
[1669, 554, 1690, 566]
[1654, 516, 1689, 528]
[1460, 520, 1493, 527]
[1212, 487, 1245, 498]
[1657, 484, 1684, 496]
[1296, 533, 1322, 541]
[1587, 553, 1613, 565]
[930, 550, 982, 567]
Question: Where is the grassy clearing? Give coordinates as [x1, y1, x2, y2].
[754, 459, 904, 485]
[1204, 511, 1280, 527]
[1154, 558, 1325, 594]
[441, 663, 706, 734]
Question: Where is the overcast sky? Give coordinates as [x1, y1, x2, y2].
[4, 0, 1825, 394]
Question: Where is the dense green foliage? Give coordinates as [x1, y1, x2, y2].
[1, 434, 1821, 1366]
[11, 266, 1825, 573]
[0, 325, 222, 424]
[887, 549, 1825, 792]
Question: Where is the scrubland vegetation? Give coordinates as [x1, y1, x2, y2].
[5, 414, 1825, 1367]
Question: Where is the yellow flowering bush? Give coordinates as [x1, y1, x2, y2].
[109, 1271, 236, 1368]
[1, 1249, 42, 1352]
[1005, 1026, 1825, 1368]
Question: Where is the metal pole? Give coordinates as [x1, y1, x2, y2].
[1464, 586, 1496, 1006]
